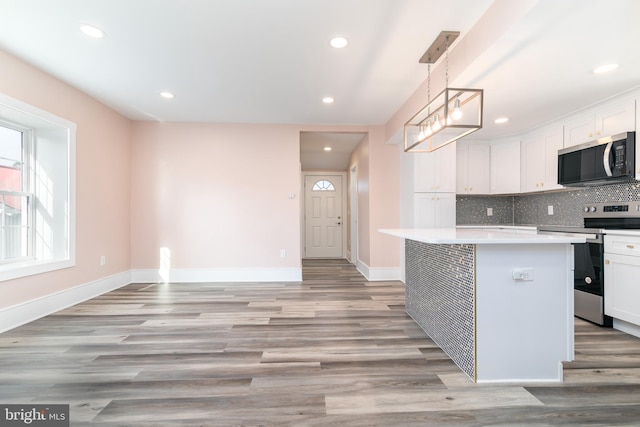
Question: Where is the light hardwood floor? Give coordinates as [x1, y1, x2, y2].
[1, 259, 640, 426]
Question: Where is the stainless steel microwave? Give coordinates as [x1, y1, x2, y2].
[558, 131, 636, 187]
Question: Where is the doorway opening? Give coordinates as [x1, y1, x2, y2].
[299, 132, 365, 261]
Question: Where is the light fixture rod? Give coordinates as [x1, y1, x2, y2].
[419, 31, 459, 64]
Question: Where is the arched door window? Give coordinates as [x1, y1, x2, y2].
[312, 179, 335, 191]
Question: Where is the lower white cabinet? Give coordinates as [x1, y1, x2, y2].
[604, 234, 640, 325]
[414, 192, 455, 228]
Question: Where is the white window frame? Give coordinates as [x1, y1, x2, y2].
[0, 93, 76, 281]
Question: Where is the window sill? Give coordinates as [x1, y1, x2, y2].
[0, 258, 75, 282]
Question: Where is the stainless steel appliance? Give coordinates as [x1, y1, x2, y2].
[558, 131, 635, 187]
[539, 201, 640, 326]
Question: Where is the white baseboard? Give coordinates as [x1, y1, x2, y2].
[356, 259, 402, 281]
[0, 271, 131, 334]
[131, 268, 303, 283]
[613, 318, 640, 339]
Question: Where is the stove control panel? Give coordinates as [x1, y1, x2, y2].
[603, 205, 630, 212]
[583, 202, 640, 218]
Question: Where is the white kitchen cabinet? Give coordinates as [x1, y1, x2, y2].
[414, 142, 456, 193]
[490, 138, 520, 194]
[563, 97, 636, 148]
[636, 95, 640, 180]
[604, 234, 640, 326]
[414, 192, 455, 228]
[456, 140, 490, 194]
[520, 125, 563, 193]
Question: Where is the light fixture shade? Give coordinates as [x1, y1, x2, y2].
[404, 87, 483, 152]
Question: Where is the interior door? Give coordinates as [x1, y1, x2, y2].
[304, 175, 343, 258]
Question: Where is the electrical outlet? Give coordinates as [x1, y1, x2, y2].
[512, 268, 534, 281]
[280, 249, 286, 258]
[487, 207, 493, 216]
[548, 205, 554, 215]
[100, 255, 106, 266]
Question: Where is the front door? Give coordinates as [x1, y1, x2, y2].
[304, 175, 343, 258]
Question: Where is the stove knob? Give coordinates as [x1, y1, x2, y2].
[583, 206, 590, 213]
[590, 206, 597, 213]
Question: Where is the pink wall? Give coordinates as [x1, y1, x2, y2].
[0, 50, 131, 310]
[130, 122, 301, 270]
[349, 127, 401, 269]
[368, 126, 401, 267]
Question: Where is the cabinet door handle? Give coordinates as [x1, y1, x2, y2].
[627, 244, 635, 249]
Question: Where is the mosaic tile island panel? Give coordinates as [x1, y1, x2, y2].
[405, 239, 476, 380]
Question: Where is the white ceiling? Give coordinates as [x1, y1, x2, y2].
[1, 0, 640, 170]
[300, 132, 366, 170]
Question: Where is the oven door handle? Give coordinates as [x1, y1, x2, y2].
[603, 141, 613, 177]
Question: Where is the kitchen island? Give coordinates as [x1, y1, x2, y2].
[379, 227, 585, 383]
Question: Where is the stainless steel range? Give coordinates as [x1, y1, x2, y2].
[539, 201, 640, 327]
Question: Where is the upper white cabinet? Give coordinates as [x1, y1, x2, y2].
[414, 142, 456, 193]
[563, 96, 636, 148]
[456, 140, 490, 194]
[520, 124, 564, 193]
[490, 138, 520, 194]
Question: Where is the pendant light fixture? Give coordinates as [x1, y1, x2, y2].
[404, 31, 483, 153]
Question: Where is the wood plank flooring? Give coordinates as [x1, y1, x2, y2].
[1, 258, 640, 425]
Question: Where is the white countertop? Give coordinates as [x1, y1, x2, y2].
[379, 227, 586, 244]
[456, 225, 538, 232]
[604, 229, 640, 237]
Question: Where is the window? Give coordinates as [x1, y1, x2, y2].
[312, 179, 335, 191]
[0, 124, 30, 262]
[0, 93, 75, 281]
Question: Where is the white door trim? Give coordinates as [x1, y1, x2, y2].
[301, 171, 347, 259]
[349, 165, 358, 264]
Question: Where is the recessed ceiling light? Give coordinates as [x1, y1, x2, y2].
[160, 91, 175, 99]
[494, 117, 509, 124]
[80, 24, 105, 39]
[593, 63, 619, 74]
[330, 37, 348, 49]
[324, 146, 332, 151]
[322, 97, 335, 104]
